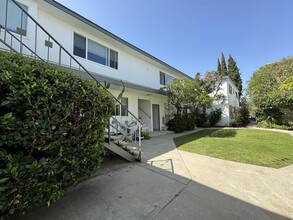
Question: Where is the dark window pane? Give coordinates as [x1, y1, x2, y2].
[229, 84, 232, 94]
[110, 49, 118, 69]
[88, 52, 107, 64]
[121, 97, 128, 116]
[73, 33, 86, 58]
[160, 72, 165, 85]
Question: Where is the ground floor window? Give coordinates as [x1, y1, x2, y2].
[113, 97, 128, 116]
[229, 105, 236, 119]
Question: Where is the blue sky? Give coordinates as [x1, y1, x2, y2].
[56, 0, 293, 90]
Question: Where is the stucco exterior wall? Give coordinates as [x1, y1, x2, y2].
[0, 0, 187, 131]
[8, 0, 183, 90]
[210, 78, 240, 126]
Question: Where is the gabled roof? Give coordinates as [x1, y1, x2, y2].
[43, 0, 193, 80]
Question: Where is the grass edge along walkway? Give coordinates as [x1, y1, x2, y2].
[174, 129, 293, 168]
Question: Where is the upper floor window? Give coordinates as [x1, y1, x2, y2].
[160, 72, 175, 85]
[88, 39, 108, 65]
[110, 49, 118, 69]
[0, 0, 28, 36]
[228, 84, 232, 94]
[160, 72, 165, 85]
[73, 33, 86, 58]
[73, 33, 118, 69]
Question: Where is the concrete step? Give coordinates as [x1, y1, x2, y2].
[104, 142, 136, 162]
[117, 141, 130, 148]
[110, 135, 124, 142]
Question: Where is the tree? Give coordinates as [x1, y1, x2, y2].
[200, 71, 225, 102]
[164, 78, 213, 114]
[221, 52, 228, 76]
[194, 72, 201, 84]
[228, 54, 243, 97]
[247, 57, 293, 124]
[234, 97, 250, 126]
[280, 75, 293, 91]
[217, 58, 221, 75]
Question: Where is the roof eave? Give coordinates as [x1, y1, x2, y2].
[43, 0, 192, 80]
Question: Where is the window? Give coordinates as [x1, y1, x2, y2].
[229, 105, 235, 119]
[160, 72, 175, 85]
[0, 0, 28, 36]
[113, 97, 128, 116]
[160, 72, 165, 85]
[228, 84, 232, 94]
[73, 33, 86, 58]
[73, 33, 118, 69]
[113, 102, 120, 116]
[121, 97, 128, 116]
[88, 39, 108, 65]
[110, 49, 118, 69]
[166, 74, 175, 84]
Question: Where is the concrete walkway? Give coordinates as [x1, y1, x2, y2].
[14, 128, 292, 220]
[142, 128, 293, 219]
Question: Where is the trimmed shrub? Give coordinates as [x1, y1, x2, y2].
[167, 114, 184, 133]
[182, 113, 196, 130]
[209, 108, 222, 126]
[167, 113, 195, 133]
[257, 121, 292, 130]
[193, 109, 208, 127]
[142, 131, 151, 140]
[0, 52, 113, 219]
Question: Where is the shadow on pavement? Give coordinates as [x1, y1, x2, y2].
[13, 155, 290, 220]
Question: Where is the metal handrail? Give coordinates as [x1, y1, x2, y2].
[138, 106, 151, 119]
[0, 24, 44, 61]
[9, 0, 142, 128]
[3, 0, 142, 147]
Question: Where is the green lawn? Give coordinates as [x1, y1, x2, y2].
[174, 129, 293, 168]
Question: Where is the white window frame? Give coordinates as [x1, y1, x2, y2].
[160, 72, 175, 85]
[73, 32, 118, 69]
[0, 0, 28, 36]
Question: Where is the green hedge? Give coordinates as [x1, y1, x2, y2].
[167, 113, 195, 133]
[209, 108, 222, 126]
[0, 52, 114, 219]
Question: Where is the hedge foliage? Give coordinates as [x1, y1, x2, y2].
[167, 113, 196, 133]
[209, 108, 222, 126]
[0, 52, 114, 219]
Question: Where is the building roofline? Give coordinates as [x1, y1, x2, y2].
[43, 0, 193, 80]
[62, 66, 166, 95]
[223, 76, 239, 92]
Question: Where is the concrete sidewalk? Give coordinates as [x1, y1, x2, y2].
[14, 129, 292, 220]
